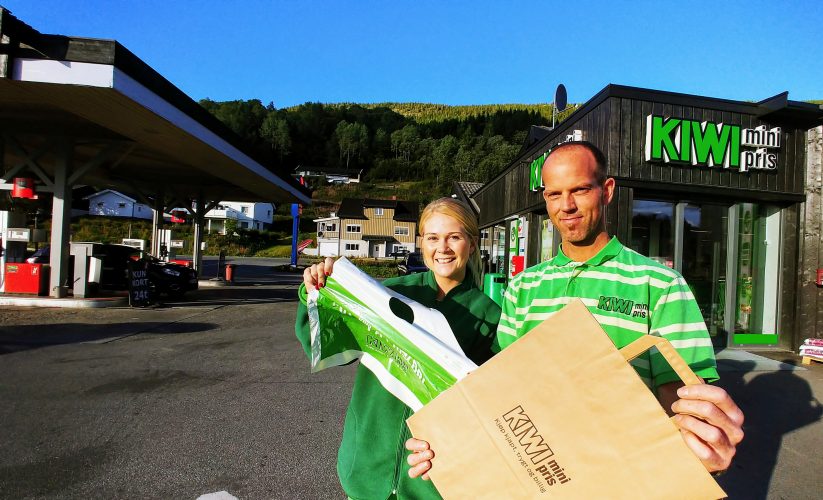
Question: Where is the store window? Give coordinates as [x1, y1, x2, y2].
[489, 224, 506, 275]
[539, 215, 555, 262]
[682, 203, 728, 339]
[630, 200, 674, 268]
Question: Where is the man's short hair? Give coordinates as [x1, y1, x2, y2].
[547, 141, 608, 185]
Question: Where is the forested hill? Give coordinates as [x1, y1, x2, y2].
[312, 102, 555, 123]
[199, 98, 577, 198]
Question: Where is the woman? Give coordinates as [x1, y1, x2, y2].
[295, 198, 500, 499]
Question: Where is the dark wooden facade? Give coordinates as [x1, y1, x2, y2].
[474, 85, 823, 350]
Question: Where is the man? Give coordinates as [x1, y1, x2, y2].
[407, 141, 744, 477]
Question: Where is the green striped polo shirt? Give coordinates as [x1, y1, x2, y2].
[495, 236, 719, 388]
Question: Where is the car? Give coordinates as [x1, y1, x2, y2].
[25, 245, 50, 263]
[28, 243, 198, 297]
[397, 252, 428, 275]
[389, 248, 410, 259]
[94, 244, 198, 298]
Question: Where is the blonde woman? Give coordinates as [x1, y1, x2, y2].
[295, 198, 500, 499]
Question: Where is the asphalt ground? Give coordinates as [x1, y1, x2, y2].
[1, 257, 822, 499]
[1, 258, 352, 499]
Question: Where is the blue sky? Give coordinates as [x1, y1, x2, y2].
[5, 1, 822, 108]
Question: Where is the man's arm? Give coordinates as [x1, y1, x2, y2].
[658, 381, 745, 473]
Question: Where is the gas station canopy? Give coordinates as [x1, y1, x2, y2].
[0, 8, 311, 205]
[0, 8, 311, 299]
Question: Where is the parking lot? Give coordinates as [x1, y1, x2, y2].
[0, 259, 352, 499]
[2, 258, 823, 499]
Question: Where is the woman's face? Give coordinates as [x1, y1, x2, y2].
[421, 212, 475, 284]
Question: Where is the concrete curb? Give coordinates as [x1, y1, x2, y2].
[0, 295, 128, 308]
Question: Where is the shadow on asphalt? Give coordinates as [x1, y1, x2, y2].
[0, 321, 218, 355]
[165, 286, 299, 307]
[716, 359, 823, 499]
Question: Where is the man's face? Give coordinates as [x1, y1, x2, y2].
[541, 146, 614, 246]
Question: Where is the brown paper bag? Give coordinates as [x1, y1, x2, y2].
[406, 299, 726, 499]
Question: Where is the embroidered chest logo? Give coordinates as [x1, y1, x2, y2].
[597, 296, 649, 318]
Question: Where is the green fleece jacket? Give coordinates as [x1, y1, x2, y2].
[295, 270, 500, 500]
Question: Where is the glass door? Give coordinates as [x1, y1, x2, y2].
[631, 198, 782, 349]
[731, 203, 781, 346]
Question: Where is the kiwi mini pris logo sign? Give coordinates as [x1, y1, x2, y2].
[644, 115, 781, 173]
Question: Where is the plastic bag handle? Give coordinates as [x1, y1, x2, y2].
[619, 335, 702, 386]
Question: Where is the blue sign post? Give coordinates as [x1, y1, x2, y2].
[290, 203, 300, 267]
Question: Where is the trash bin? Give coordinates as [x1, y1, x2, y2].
[225, 264, 236, 283]
[483, 273, 506, 306]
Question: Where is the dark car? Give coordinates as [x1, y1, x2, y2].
[25, 245, 50, 263]
[29, 243, 198, 297]
[93, 244, 198, 297]
[397, 252, 428, 276]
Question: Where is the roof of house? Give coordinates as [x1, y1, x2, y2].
[337, 197, 419, 222]
[84, 189, 137, 203]
[452, 182, 483, 215]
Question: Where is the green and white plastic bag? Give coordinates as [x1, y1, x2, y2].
[306, 257, 476, 411]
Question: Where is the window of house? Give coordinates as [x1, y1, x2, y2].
[345, 243, 360, 251]
[346, 224, 361, 233]
[241, 206, 249, 214]
[118, 202, 127, 208]
[97, 202, 104, 207]
[323, 223, 337, 232]
[374, 208, 384, 216]
[394, 226, 409, 236]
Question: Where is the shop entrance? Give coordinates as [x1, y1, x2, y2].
[630, 198, 781, 349]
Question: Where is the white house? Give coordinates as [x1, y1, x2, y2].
[85, 190, 152, 220]
[195, 201, 275, 234]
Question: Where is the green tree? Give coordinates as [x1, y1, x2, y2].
[335, 121, 369, 168]
[200, 99, 268, 146]
[260, 113, 292, 163]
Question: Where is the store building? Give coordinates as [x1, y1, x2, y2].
[473, 85, 823, 351]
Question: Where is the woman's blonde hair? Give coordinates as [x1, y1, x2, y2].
[418, 197, 482, 288]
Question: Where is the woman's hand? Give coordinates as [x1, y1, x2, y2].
[303, 257, 335, 290]
[405, 437, 434, 480]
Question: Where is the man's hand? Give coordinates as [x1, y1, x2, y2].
[658, 382, 744, 473]
[405, 438, 434, 480]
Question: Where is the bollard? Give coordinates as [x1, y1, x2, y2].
[225, 263, 236, 283]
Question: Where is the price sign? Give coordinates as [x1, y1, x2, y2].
[128, 260, 154, 307]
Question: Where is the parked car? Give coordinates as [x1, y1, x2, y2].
[25, 245, 50, 263]
[27, 243, 198, 297]
[397, 252, 427, 276]
[94, 244, 198, 297]
[389, 248, 410, 259]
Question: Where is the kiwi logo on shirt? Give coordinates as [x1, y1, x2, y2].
[597, 296, 648, 318]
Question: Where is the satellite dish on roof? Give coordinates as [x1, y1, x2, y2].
[552, 83, 568, 128]
[555, 84, 567, 112]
